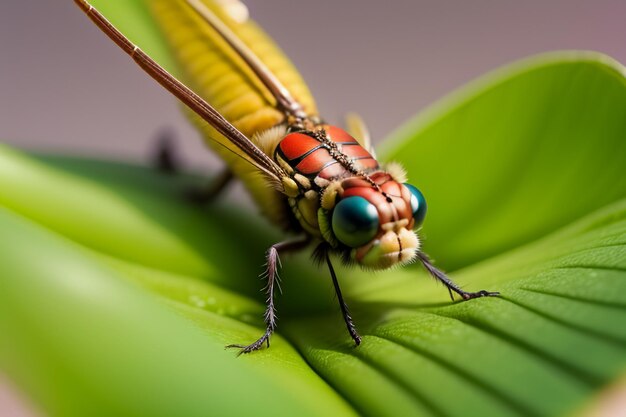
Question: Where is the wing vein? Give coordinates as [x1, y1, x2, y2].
[74, 0, 286, 183]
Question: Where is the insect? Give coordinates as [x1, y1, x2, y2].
[75, 0, 499, 354]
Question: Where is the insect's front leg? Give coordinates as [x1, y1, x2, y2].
[227, 236, 310, 355]
[184, 169, 234, 204]
[150, 131, 235, 203]
[153, 128, 180, 174]
[322, 247, 362, 346]
[417, 252, 500, 301]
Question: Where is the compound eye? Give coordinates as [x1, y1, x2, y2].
[404, 183, 427, 228]
[331, 196, 379, 248]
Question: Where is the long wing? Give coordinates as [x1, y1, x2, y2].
[74, 0, 287, 186]
[149, 0, 317, 138]
[148, 0, 318, 225]
[184, 0, 306, 118]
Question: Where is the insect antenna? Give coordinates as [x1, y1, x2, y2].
[74, 0, 287, 186]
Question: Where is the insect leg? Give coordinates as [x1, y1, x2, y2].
[417, 252, 500, 301]
[185, 169, 234, 204]
[325, 252, 362, 347]
[153, 129, 180, 174]
[227, 237, 310, 355]
[150, 131, 234, 202]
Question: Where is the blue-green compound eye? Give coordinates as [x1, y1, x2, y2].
[331, 196, 379, 248]
[405, 183, 427, 228]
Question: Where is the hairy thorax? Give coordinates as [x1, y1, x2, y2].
[260, 123, 421, 269]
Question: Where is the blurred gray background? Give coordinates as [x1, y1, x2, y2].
[0, 1, 624, 415]
[1, 0, 625, 169]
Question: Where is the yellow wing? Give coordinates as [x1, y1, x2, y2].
[149, 0, 317, 226]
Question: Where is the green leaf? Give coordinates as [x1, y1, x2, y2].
[2, 2, 625, 416]
[284, 199, 626, 417]
[0, 149, 355, 417]
[380, 52, 626, 270]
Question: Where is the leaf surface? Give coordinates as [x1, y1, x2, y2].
[1, 2, 625, 416]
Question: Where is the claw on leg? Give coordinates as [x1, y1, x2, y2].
[226, 331, 271, 356]
[461, 289, 501, 300]
[226, 237, 309, 355]
[417, 252, 500, 302]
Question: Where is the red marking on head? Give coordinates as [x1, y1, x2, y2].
[325, 126, 358, 144]
[380, 180, 413, 221]
[342, 177, 372, 189]
[279, 133, 321, 159]
[356, 158, 379, 170]
[341, 144, 371, 159]
[295, 148, 332, 174]
[318, 162, 345, 179]
[278, 125, 379, 179]
[370, 172, 392, 185]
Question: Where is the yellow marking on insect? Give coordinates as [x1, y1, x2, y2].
[254, 124, 287, 156]
[282, 177, 299, 197]
[321, 181, 343, 210]
[314, 177, 330, 188]
[276, 155, 295, 175]
[381, 219, 410, 232]
[361, 229, 420, 269]
[386, 162, 408, 184]
[150, 0, 317, 225]
[318, 209, 338, 247]
[294, 174, 311, 189]
[296, 197, 321, 235]
[215, 0, 249, 23]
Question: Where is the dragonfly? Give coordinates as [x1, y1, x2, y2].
[74, 0, 499, 354]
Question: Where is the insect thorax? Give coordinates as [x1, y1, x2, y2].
[263, 123, 381, 240]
